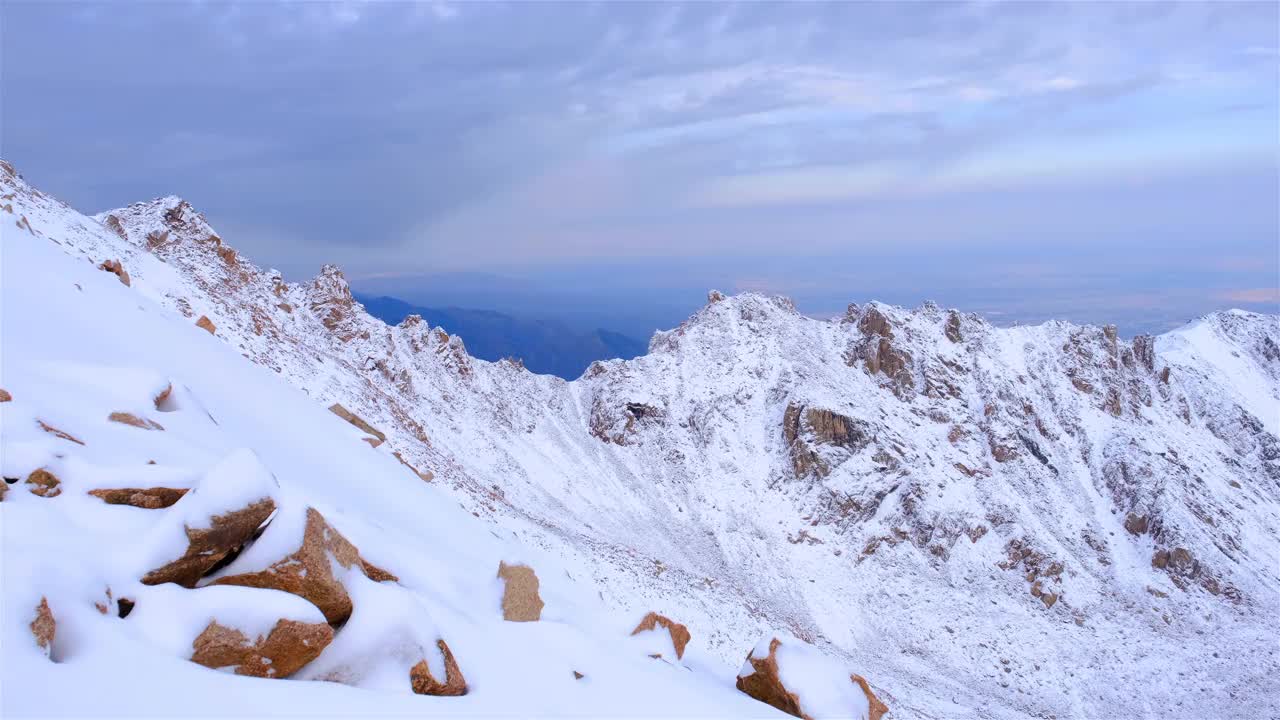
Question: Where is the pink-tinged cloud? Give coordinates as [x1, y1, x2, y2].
[1218, 288, 1280, 304]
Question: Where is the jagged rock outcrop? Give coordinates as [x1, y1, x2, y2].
[631, 612, 691, 660]
[736, 635, 887, 720]
[211, 507, 397, 625]
[783, 404, 873, 478]
[108, 411, 165, 431]
[25, 469, 62, 498]
[410, 640, 468, 696]
[195, 315, 216, 334]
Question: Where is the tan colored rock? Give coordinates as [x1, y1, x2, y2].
[1124, 512, 1149, 536]
[410, 639, 468, 696]
[195, 315, 216, 334]
[142, 498, 277, 587]
[327, 403, 386, 443]
[393, 451, 434, 482]
[630, 612, 691, 660]
[497, 561, 543, 622]
[573, 670, 585, 680]
[26, 469, 61, 498]
[361, 436, 384, 449]
[154, 384, 172, 409]
[944, 311, 963, 343]
[736, 638, 804, 717]
[108, 411, 164, 431]
[190, 619, 332, 678]
[98, 259, 131, 286]
[851, 674, 889, 720]
[89, 487, 188, 509]
[1041, 592, 1059, 609]
[31, 597, 55, 656]
[0, 481, 7, 501]
[736, 637, 888, 720]
[212, 507, 397, 625]
[0, 388, 11, 402]
[38, 420, 84, 445]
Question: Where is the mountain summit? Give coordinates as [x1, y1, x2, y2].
[3, 159, 1278, 718]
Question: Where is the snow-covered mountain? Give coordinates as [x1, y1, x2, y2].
[3, 158, 1278, 718]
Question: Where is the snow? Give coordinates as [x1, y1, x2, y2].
[4, 159, 1280, 718]
[0, 163, 789, 718]
[740, 633, 874, 720]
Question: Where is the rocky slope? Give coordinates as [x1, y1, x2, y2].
[4, 158, 1279, 718]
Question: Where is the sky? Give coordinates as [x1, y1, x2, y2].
[3, 1, 1277, 337]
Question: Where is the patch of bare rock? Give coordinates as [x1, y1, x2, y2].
[497, 561, 544, 621]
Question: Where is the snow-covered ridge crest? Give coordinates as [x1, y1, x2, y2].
[4, 158, 1279, 718]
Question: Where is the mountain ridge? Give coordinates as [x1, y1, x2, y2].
[5, 160, 1279, 718]
[355, 293, 647, 380]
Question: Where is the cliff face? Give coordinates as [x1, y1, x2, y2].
[5, 158, 1279, 718]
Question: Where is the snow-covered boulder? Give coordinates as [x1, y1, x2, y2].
[209, 505, 397, 625]
[30, 597, 56, 658]
[88, 486, 188, 509]
[298, 576, 466, 696]
[629, 612, 690, 661]
[130, 584, 331, 678]
[139, 449, 279, 587]
[735, 634, 888, 720]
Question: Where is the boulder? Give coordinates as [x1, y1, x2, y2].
[195, 315, 216, 334]
[328, 403, 386, 443]
[298, 576, 466, 696]
[191, 618, 332, 678]
[736, 634, 888, 720]
[130, 584, 331, 678]
[141, 449, 279, 588]
[89, 487, 188, 509]
[108, 412, 165, 431]
[26, 469, 62, 498]
[0, 388, 11, 402]
[31, 597, 55, 657]
[497, 561, 543, 622]
[410, 640, 467, 696]
[630, 612, 691, 661]
[98, 259, 131, 286]
[211, 506, 397, 625]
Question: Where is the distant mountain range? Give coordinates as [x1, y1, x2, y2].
[355, 294, 647, 379]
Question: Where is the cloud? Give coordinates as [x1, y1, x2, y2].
[1, 0, 1275, 315]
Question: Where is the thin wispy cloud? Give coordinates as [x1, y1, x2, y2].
[3, 1, 1276, 333]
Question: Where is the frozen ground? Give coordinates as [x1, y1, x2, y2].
[3, 158, 1279, 718]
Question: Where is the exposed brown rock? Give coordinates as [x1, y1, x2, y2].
[108, 412, 165, 431]
[89, 487, 188, 509]
[327, 403, 386, 443]
[393, 451, 434, 482]
[38, 420, 84, 445]
[783, 403, 872, 478]
[361, 436, 384, 449]
[409, 639, 468, 696]
[1124, 512, 1149, 536]
[0, 481, 7, 502]
[154, 384, 172, 409]
[195, 315, 216, 334]
[1041, 592, 1059, 609]
[142, 497, 277, 587]
[26, 469, 62, 498]
[0, 388, 11, 402]
[216, 245, 237, 265]
[31, 597, 55, 656]
[1070, 377, 1094, 394]
[1159, 367, 1171, 384]
[1133, 334, 1156, 373]
[212, 507, 396, 624]
[98, 259, 131, 286]
[944, 311, 963, 343]
[851, 674, 889, 720]
[497, 561, 544, 622]
[190, 619, 332, 678]
[736, 638, 803, 718]
[630, 612, 691, 660]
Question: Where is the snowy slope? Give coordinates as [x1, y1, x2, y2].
[4, 158, 1280, 718]
[0, 162, 800, 717]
